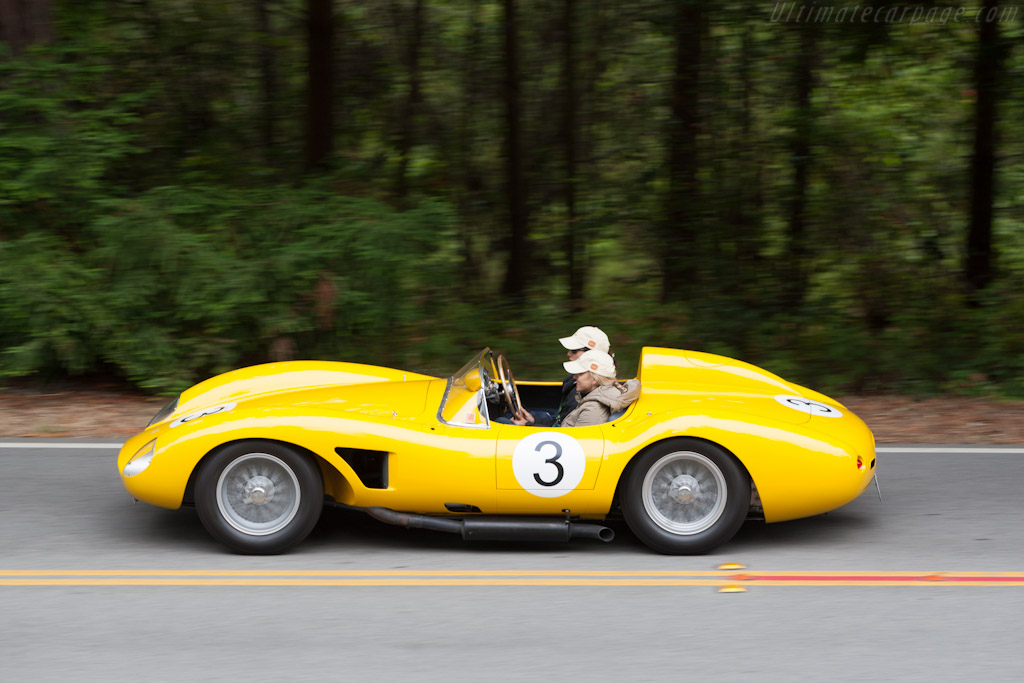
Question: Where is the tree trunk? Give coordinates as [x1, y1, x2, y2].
[965, 0, 1003, 299]
[662, 1, 704, 303]
[456, 0, 484, 288]
[563, 0, 582, 310]
[784, 19, 816, 309]
[737, 15, 763, 272]
[305, 0, 334, 171]
[0, 0, 54, 56]
[395, 0, 424, 201]
[254, 0, 277, 167]
[501, 0, 529, 300]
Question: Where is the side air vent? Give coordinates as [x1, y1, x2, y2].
[444, 503, 482, 513]
[334, 448, 389, 489]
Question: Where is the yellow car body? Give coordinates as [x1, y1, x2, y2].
[118, 347, 876, 554]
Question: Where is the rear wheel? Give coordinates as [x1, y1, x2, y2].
[622, 439, 749, 555]
[195, 440, 323, 554]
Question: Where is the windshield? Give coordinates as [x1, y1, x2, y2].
[438, 349, 496, 429]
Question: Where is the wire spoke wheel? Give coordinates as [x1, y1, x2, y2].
[196, 440, 323, 554]
[642, 452, 727, 535]
[623, 439, 749, 555]
[216, 453, 301, 536]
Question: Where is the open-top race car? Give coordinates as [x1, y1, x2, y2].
[117, 347, 877, 554]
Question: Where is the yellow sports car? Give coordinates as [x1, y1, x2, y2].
[117, 347, 877, 555]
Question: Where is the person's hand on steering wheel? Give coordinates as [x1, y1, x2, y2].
[511, 407, 535, 426]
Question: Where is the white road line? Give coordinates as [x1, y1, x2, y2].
[876, 447, 1024, 454]
[0, 442, 124, 449]
[1, 443, 1021, 453]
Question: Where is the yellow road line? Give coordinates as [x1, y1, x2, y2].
[0, 569, 733, 577]
[3, 569, 1024, 577]
[3, 579, 1024, 587]
[2, 570, 1024, 587]
[0, 579, 728, 587]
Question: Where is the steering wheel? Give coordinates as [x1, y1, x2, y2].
[496, 354, 523, 417]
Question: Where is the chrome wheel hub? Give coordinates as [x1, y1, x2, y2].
[669, 474, 700, 504]
[642, 451, 727, 535]
[216, 453, 301, 536]
[243, 476, 275, 505]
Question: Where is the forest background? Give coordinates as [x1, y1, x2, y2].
[1, 0, 1022, 399]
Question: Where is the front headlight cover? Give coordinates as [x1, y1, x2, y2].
[123, 440, 157, 477]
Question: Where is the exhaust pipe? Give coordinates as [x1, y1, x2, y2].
[364, 507, 464, 534]
[364, 507, 614, 543]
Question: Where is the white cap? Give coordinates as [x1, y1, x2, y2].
[558, 326, 610, 354]
[564, 349, 617, 379]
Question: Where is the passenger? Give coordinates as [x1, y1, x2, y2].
[555, 326, 611, 421]
[514, 349, 639, 428]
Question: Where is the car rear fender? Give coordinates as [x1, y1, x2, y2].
[604, 411, 867, 522]
[609, 435, 754, 516]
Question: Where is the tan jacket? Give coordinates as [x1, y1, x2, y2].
[560, 379, 641, 428]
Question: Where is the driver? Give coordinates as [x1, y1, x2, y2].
[555, 326, 611, 421]
[505, 326, 611, 427]
[513, 349, 639, 428]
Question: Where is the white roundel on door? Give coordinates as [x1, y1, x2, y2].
[512, 431, 586, 498]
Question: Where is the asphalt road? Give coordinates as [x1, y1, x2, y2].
[3, 440, 1024, 682]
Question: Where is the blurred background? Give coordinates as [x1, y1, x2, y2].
[0, 1, 1021, 396]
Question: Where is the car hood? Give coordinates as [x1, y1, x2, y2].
[173, 361, 437, 420]
[233, 378, 438, 421]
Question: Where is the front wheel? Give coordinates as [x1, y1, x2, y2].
[622, 439, 750, 555]
[195, 440, 323, 554]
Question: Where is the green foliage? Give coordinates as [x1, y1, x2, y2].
[0, 234, 106, 376]
[1, 186, 459, 393]
[0, 46, 144, 234]
[1, 1, 1023, 402]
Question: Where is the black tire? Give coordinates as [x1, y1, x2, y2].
[622, 439, 750, 555]
[195, 440, 323, 554]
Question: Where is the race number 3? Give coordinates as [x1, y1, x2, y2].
[512, 432, 585, 498]
[170, 402, 237, 428]
[774, 395, 843, 418]
[532, 440, 564, 486]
